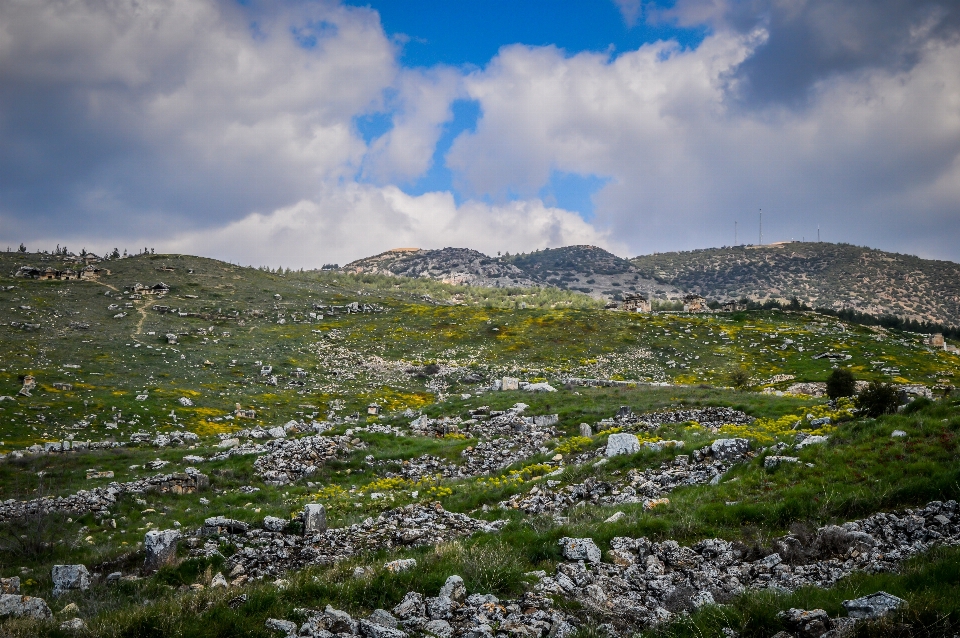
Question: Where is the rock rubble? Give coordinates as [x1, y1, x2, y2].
[501, 440, 751, 515]
[193, 503, 505, 579]
[535, 500, 958, 633]
[0, 471, 209, 523]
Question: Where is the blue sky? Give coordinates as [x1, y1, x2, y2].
[345, 0, 706, 68]
[349, 0, 705, 218]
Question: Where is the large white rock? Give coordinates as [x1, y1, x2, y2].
[438, 575, 466, 602]
[842, 591, 905, 619]
[263, 516, 287, 532]
[303, 503, 327, 534]
[501, 377, 520, 391]
[605, 433, 641, 457]
[710, 438, 751, 460]
[51, 565, 90, 596]
[559, 537, 602, 564]
[144, 529, 181, 572]
[0, 594, 52, 619]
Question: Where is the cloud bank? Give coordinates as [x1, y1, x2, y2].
[2, 0, 959, 266]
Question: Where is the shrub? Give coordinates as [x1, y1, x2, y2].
[826, 368, 856, 399]
[729, 368, 751, 390]
[856, 381, 901, 417]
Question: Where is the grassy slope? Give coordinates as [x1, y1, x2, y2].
[1, 251, 960, 636]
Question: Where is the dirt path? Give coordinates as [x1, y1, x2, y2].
[133, 300, 150, 339]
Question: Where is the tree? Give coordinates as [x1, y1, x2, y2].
[17, 243, 26, 253]
[855, 381, 901, 417]
[826, 368, 856, 399]
[111, 248, 120, 259]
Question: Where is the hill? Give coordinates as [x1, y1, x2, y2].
[630, 242, 960, 326]
[503, 245, 683, 300]
[343, 247, 538, 288]
[345, 245, 683, 301]
[1, 249, 960, 638]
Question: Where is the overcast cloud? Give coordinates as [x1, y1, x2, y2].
[1, 0, 959, 266]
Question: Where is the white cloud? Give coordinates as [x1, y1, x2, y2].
[158, 184, 620, 267]
[444, 28, 960, 258]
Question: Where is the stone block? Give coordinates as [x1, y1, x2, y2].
[605, 433, 640, 457]
[144, 529, 181, 572]
[303, 504, 327, 534]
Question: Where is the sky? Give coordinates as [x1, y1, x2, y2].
[1, 0, 959, 268]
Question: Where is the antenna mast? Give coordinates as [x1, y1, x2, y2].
[759, 209, 762, 245]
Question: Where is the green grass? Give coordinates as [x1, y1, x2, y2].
[1, 251, 960, 636]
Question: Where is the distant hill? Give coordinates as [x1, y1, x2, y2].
[630, 242, 960, 326]
[343, 247, 539, 288]
[344, 245, 682, 301]
[503, 245, 682, 300]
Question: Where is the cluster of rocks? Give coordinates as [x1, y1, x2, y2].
[193, 503, 505, 579]
[251, 435, 365, 485]
[0, 470, 209, 523]
[266, 576, 572, 638]
[128, 430, 200, 446]
[600, 406, 754, 432]
[534, 500, 958, 633]
[1, 439, 122, 459]
[500, 440, 751, 515]
[390, 409, 559, 481]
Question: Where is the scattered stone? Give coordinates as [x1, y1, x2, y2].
[710, 438, 751, 460]
[0, 577, 19, 594]
[777, 608, 832, 638]
[51, 565, 90, 596]
[210, 572, 229, 588]
[367, 608, 399, 628]
[178, 397, 194, 407]
[579, 423, 593, 437]
[604, 512, 625, 524]
[795, 434, 830, 449]
[263, 516, 287, 532]
[559, 538, 602, 563]
[265, 617, 298, 635]
[144, 529, 181, 572]
[605, 433, 641, 457]
[891, 430, 907, 438]
[303, 504, 327, 534]
[204, 517, 250, 534]
[842, 591, 905, 620]
[501, 377, 519, 391]
[60, 617, 86, 631]
[0, 594, 52, 619]
[385, 559, 417, 573]
[765, 456, 800, 469]
[85, 469, 114, 480]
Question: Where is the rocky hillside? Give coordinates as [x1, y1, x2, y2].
[343, 247, 538, 288]
[503, 245, 682, 300]
[630, 242, 960, 326]
[344, 245, 682, 301]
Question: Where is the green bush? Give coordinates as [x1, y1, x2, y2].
[826, 368, 856, 399]
[729, 368, 751, 390]
[856, 381, 901, 417]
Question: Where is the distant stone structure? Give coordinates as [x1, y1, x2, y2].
[683, 294, 708, 313]
[620, 293, 651, 313]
